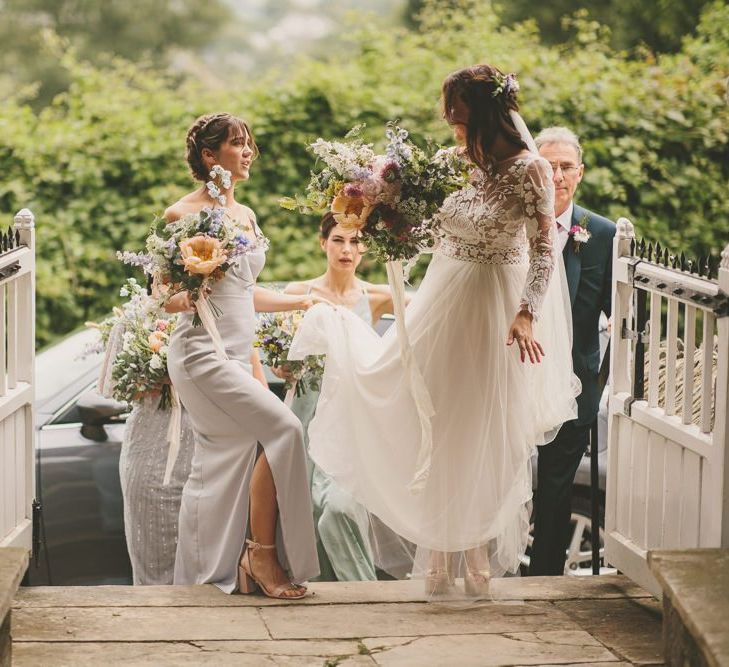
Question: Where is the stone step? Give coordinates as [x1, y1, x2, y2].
[0, 547, 29, 667]
[649, 549, 729, 667]
[12, 575, 664, 666]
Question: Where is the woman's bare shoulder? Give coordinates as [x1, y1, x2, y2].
[362, 280, 392, 296]
[163, 194, 201, 223]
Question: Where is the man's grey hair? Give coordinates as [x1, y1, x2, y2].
[534, 126, 583, 163]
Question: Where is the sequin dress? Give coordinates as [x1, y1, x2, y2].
[119, 399, 195, 584]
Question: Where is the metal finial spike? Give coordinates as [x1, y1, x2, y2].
[639, 239, 646, 259]
[655, 241, 662, 260]
[1, 231, 7, 252]
[14, 229, 20, 247]
[663, 248, 669, 266]
[680, 252, 687, 271]
[671, 254, 679, 269]
[647, 243, 654, 262]
[630, 238, 636, 255]
[698, 255, 706, 277]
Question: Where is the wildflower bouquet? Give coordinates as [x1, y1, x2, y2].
[254, 311, 324, 398]
[87, 278, 177, 409]
[281, 123, 468, 262]
[119, 166, 263, 358]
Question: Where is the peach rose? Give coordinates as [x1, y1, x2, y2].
[331, 191, 372, 231]
[179, 235, 227, 276]
[148, 330, 165, 353]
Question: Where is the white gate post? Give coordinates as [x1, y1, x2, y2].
[605, 218, 635, 545]
[14, 209, 35, 386]
[718, 244, 729, 545]
[0, 209, 36, 552]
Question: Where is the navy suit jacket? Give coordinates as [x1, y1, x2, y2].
[562, 204, 616, 426]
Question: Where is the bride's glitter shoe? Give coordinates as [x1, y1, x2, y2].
[463, 569, 491, 597]
[425, 568, 455, 595]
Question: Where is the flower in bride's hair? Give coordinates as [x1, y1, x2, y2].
[331, 189, 372, 231]
[179, 235, 227, 275]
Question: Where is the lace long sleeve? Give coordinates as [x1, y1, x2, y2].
[518, 158, 556, 320]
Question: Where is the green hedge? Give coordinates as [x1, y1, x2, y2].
[1, 0, 727, 346]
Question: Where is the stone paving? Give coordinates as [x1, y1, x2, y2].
[11, 575, 664, 666]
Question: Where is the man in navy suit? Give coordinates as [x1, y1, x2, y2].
[529, 127, 616, 576]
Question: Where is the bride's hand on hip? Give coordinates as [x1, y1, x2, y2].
[507, 310, 545, 364]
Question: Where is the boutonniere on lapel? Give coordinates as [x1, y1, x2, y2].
[569, 213, 591, 253]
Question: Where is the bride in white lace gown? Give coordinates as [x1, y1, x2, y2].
[289, 64, 580, 596]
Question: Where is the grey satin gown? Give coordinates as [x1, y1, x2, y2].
[168, 239, 319, 593]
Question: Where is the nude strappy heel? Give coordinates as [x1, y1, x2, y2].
[238, 539, 307, 599]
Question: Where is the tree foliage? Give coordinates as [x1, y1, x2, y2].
[0, 0, 726, 346]
[0, 0, 229, 106]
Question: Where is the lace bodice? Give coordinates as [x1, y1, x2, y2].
[436, 154, 556, 319]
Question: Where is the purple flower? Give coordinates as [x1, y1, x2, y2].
[378, 159, 400, 183]
[343, 183, 364, 198]
[117, 250, 153, 271]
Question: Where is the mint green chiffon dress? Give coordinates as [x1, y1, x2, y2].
[290, 286, 378, 581]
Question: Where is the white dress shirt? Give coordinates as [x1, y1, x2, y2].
[555, 202, 574, 253]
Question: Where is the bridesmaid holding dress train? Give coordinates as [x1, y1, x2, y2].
[164, 112, 319, 598]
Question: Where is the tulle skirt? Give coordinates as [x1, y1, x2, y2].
[289, 251, 580, 581]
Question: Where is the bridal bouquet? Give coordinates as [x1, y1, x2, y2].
[281, 123, 468, 262]
[254, 311, 324, 398]
[120, 166, 261, 328]
[87, 278, 177, 409]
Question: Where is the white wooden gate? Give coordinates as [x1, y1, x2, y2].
[0, 209, 36, 552]
[605, 219, 729, 595]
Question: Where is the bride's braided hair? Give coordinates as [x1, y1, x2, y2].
[441, 64, 527, 174]
[185, 112, 259, 181]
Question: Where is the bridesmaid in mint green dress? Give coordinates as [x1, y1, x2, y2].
[282, 213, 401, 581]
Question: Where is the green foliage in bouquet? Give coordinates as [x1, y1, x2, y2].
[254, 311, 324, 398]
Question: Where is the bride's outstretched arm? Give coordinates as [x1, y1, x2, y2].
[507, 158, 557, 363]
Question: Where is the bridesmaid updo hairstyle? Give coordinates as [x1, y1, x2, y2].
[185, 112, 259, 181]
[441, 64, 527, 173]
[319, 212, 338, 239]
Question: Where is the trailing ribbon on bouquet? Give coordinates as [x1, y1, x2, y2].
[162, 385, 182, 486]
[97, 320, 123, 399]
[195, 292, 229, 361]
[385, 260, 435, 493]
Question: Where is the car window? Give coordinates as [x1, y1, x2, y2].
[48, 382, 130, 426]
[36, 328, 103, 405]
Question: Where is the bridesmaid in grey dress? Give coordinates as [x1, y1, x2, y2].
[283, 213, 401, 581]
[164, 113, 319, 597]
[119, 348, 270, 584]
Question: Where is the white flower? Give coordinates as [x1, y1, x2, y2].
[573, 229, 591, 244]
[149, 354, 163, 370]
